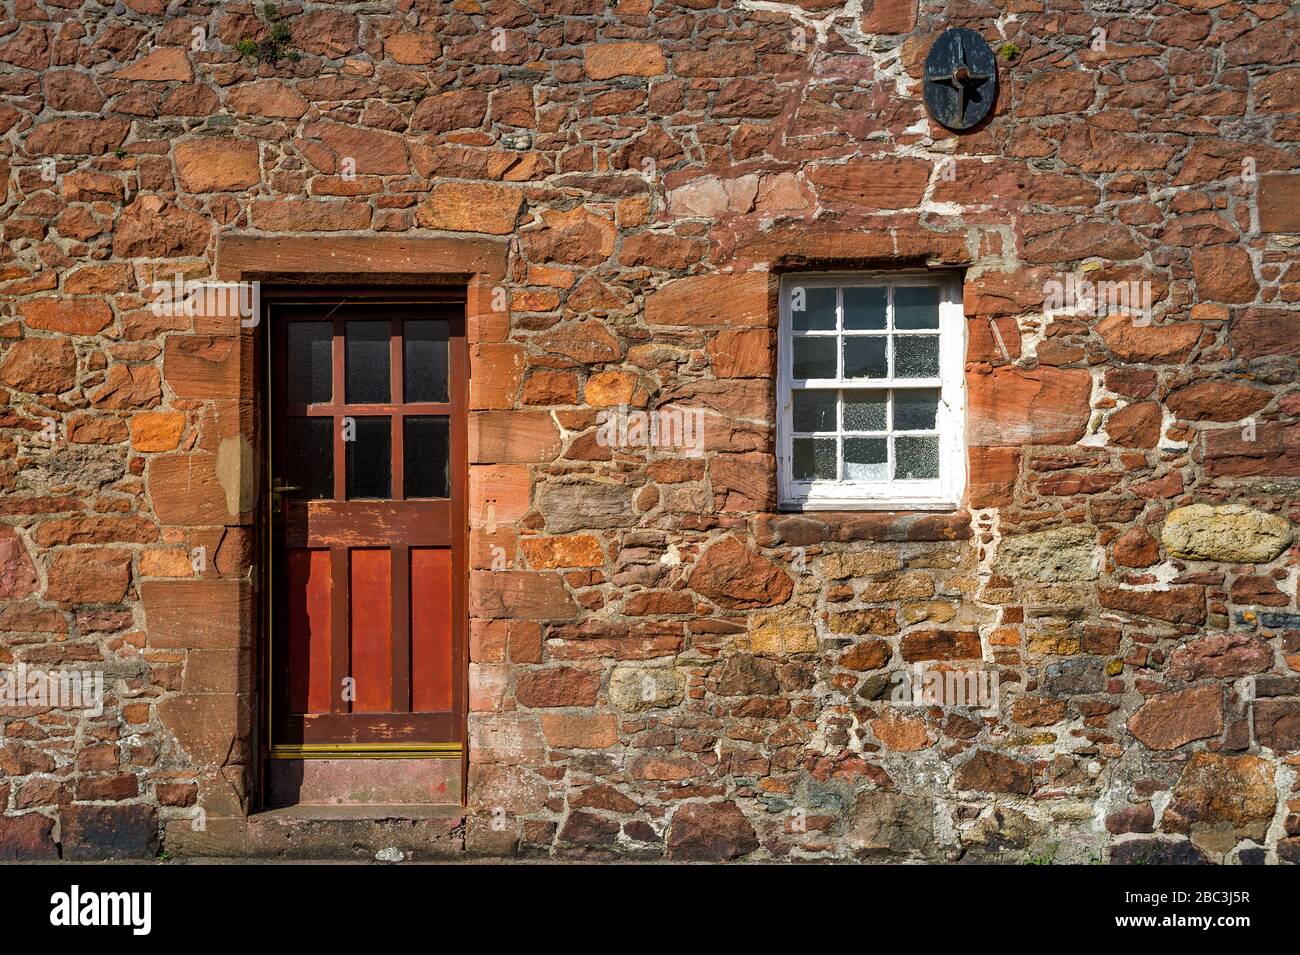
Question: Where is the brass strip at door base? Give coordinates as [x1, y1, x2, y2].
[269, 743, 463, 759]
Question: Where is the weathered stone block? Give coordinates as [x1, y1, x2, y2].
[1162, 504, 1292, 564]
[1099, 586, 1206, 625]
[608, 667, 686, 712]
[61, 805, 159, 860]
[0, 813, 58, 860]
[44, 547, 131, 605]
[469, 570, 579, 621]
[995, 526, 1098, 583]
[144, 579, 251, 649]
[849, 791, 933, 854]
[687, 536, 792, 610]
[967, 366, 1092, 447]
[1162, 753, 1275, 854]
[747, 605, 816, 655]
[954, 750, 1033, 795]
[0, 337, 77, 394]
[1128, 685, 1223, 750]
[666, 801, 758, 861]
[644, 272, 771, 328]
[1253, 700, 1300, 752]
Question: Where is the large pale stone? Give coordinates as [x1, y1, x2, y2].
[747, 605, 816, 655]
[816, 550, 901, 579]
[608, 667, 685, 712]
[1161, 504, 1292, 564]
[995, 525, 1098, 582]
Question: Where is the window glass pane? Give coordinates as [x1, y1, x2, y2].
[843, 389, 887, 431]
[792, 390, 836, 432]
[346, 416, 391, 499]
[285, 417, 333, 500]
[345, 321, 390, 404]
[404, 320, 449, 403]
[783, 278, 957, 500]
[893, 388, 940, 430]
[894, 286, 941, 330]
[844, 437, 888, 481]
[404, 416, 450, 499]
[287, 322, 332, 405]
[793, 337, 836, 379]
[843, 337, 887, 379]
[790, 286, 836, 332]
[894, 335, 939, 378]
[843, 287, 886, 330]
[895, 434, 940, 480]
[792, 438, 836, 481]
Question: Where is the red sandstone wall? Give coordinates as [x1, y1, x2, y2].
[0, 0, 1298, 862]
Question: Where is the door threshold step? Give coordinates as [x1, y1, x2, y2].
[256, 804, 465, 823]
[227, 804, 466, 859]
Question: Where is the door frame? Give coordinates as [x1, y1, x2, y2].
[257, 285, 470, 771]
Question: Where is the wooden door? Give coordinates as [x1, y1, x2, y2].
[268, 299, 466, 750]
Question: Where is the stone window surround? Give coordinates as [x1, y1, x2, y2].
[740, 226, 980, 545]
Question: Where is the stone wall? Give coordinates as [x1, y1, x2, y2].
[0, 0, 1298, 862]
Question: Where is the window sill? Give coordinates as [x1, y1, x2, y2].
[754, 508, 972, 546]
[778, 498, 960, 513]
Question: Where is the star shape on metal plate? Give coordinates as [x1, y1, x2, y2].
[926, 32, 992, 126]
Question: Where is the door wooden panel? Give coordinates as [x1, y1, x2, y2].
[269, 300, 466, 747]
[350, 548, 392, 714]
[411, 547, 454, 713]
[286, 548, 333, 715]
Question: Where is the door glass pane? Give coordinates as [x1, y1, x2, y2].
[792, 437, 836, 481]
[844, 437, 888, 481]
[346, 416, 391, 499]
[894, 286, 940, 330]
[843, 337, 887, 379]
[792, 390, 836, 432]
[843, 287, 886, 330]
[345, 321, 390, 404]
[894, 336, 940, 378]
[285, 417, 333, 500]
[404, 320, 449, 403]
[793, 337, 836, 379]
[404, 416, 450, 499]
[286, 322, 333, 405]
[893, 388, 940, 430]
[895, 434, 940, 479]
[843, 389, 887, 431]
[790, 286, 836, 332]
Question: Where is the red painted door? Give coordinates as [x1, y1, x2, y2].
[269, 299, 466, 749]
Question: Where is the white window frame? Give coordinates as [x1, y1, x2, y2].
[776, 271, 966, 512]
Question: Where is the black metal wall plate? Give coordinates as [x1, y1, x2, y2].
[923, 28, 998, 131]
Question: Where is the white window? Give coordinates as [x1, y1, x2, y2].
[777, 273, 966, 511]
